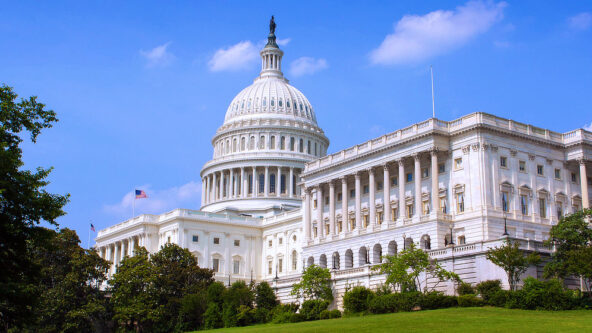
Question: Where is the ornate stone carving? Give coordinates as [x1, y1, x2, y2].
[528, 154, 535, 161]
[471, 143, 480, 152]
[510, 149, 517, 156]
[462, 145, 470, 155]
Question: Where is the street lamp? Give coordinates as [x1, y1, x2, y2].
[365, 245, 370, 265]
[402, 233, 406, 250]
[274, 264, 279, 295]
[502, 212, 509, 237]
[449, 226, 455, 246]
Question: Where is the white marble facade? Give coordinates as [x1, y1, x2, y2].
[95, 25, 592, 307]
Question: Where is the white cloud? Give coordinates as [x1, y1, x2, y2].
[277, 38, 291, 46]
[208, 41, 259, 72]
[140, 42, 174, 67]
[289, 57, 328, 77]
[103, 181, 202, 218]
[568, 12, 592, 31]
[584, 122, 592, 132]
[370, 1, 506, 65]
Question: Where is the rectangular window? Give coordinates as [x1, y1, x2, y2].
[213, 258, 220, 272]
[422, 201, 430, 215]
[337, 193, 342, 201]
[234, 239, 240, 247]
[350, 189, 355, 198]
[500, 156, 507, 168]
[325, 196, 329, 205]
[539, 198, 546, 218]
[279, 238, 283, 245]
[391, 176, 398, 186]
[406, 204, 414, 218]
[520, 195, 529, 215]
[213, 237, 220, 245]
[422, 167, 429, 178]
[268, 261, 272, 275]
[456, 193, 465, 213]
[233, 260, 240, 274]
[337, 221, 343, 233]
[349, 218, 356, 230]
[588, 177, 592, 186]
[571, 172, 577, 183]
[325, 223, 330, 235]
[377, 181, 383, 190]
[556, 202, 563, 220]
[406, 172, 413, 183]
[502, 192, 509, 212]
[392, 207, 398, 220]
[440, 199, 447, 214]
[363, 185, 369, 194]
[438, 163, 446, 174]
[458, 236, 466, 245]
[363, 215, 369, 227]
[555, 168, 561, 180]
[192, 235, 199, 243]
[278, 259, 283, 273]
[268, 240, 273, 247]
[454, 158, 463, 170]
[537, 165, 544, 176]
[313, 199, 317, 209]
[377, 212, 383, 224]
[519, 161, 526, 172]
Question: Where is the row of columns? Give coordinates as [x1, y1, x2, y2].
[202, 166, 300, 205]
[580, 159, 590, 209]
[303, 150, 441, 240]
[97, 235, 142, 275]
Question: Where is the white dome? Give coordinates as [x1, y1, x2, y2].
[224, 77, 317, 125]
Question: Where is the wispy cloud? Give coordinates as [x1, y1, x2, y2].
[277, 38, 291, 46]
[103, 181, 201, 218]
[584, 122, 592, 132]
[370, 1, 506, 65]
[568, 12, 592, 31]
[289, 57, 328, 77]
[140, 42, 174, 67]
[208, 41, 259, 72]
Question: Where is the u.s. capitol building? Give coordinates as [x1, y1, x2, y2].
[95, 20, 592, 307]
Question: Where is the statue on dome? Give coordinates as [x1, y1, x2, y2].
[269, 16, 276, 34]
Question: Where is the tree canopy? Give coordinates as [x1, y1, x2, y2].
[291, 264, 333, 302]
[486, 239, 540, 291]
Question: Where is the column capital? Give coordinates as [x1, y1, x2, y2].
[366, 167, 375, 174]
[413, 153, 421, 161]
[329, 181, 335, 188]
[355, 172, 361, 179]
[339, 175, 348, 182]
[397, 159, 405, 167]
[430, 147, 439, 156]
[578, 158, 588, 165]
[383, 163, 390, 171]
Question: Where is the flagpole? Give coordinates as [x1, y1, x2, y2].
[132, 188, 135, 219]
[88, 219, 92, 249]
[430, 65, 435, 118]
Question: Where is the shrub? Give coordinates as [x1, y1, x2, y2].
[516, 277, 577, 310]
[488, 290, 510, 307]
[270, 303, 300, 323]
[207, 281, 226, 306]
[329, 309, 342, 319]
[235, 305, 256, 327]
[368, 292, 423, 314]
[476, 280, 502, 303]
[319, 310, 331, 320]
[420, 291, 458, 310]
[300, 299, 330, 321]
[272, 311, 305, 324]
[343, 286, 375, 314]
[203, 303, 223, 329]
[255, 282, 278, 310]
[375, 283, 393, 296]
[457, 294, 484, 307]
[222, 304, 238, 327]
[253, 307, 270, 324]
[457, 282, 475, 295]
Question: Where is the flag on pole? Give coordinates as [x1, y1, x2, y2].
[90, 223, 95, 232]
[135, 189, 148, 199]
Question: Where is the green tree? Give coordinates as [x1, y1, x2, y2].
[255, 281, 278, 310]
[486, 239, 540, 291]
[291, 264, 333, 302]
[27, 228, 110, 332]
[0, 84, 69, 329]
[373, 243, 460, 293]
[544, 208, 592, 291]
[222, 280, 255, 327]
[110, 247, 156, 332]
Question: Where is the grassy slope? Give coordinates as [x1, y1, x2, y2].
[199, 307, 592, 333]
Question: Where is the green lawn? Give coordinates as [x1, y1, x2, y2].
[198, 307, 592, 333]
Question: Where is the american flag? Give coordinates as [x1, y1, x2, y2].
[135, 189, 148, 199]
[90, 223, 95, 232]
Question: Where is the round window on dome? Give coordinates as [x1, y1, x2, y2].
[248, 100, 251, 108]
[263, 98, 267, 107]
[271, 98, 275, 107]
[279, 99, 283, 107]
[287, 100, 291, 108]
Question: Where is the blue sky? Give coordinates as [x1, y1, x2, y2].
[1, 1, 590, 247]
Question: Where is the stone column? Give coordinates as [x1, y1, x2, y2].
[201, 178, 206, 206]
[355, 172, 362, 230]
[369, 168, 376, 226]
[113, 242, 119, 270]
[220, 171, 226, 199]
[241, 167, 247, 198]
[341, 177, 348, 231]
[277, 166, 281, 197]
[289, 167, 294, 198]
[383, 165, 391, 222]
[229, 169, 234, 198]
[414, 154, 422, 217]
[234, 169, 239, 198]
[264, 166, 269, 197]
[131, 237, 136, 256]
[317, 185, 324, 238]
[213, 172, 218, 201]
[304, 189, 311, 240]
[253, 167, 258, 197]
[329, 181, 336, 236]
[581, 160, 589, 209]
[106, 246, 112, 274]
[398, 160, 406, 220]
[431, 150, 439, 214]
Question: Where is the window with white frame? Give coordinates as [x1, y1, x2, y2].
[556, 201, 563, 220]
[422, 167, 429, 178]
[406, 204, 414, 218]
[555, 168, 561, 180]
[213, 258, 220, 272]
[439, 163, 446, 173]
[519, 161, 526, 172]
[278, 258, 283, 273]
[539, 198, 547, 218]
[502, 192, 509, 212]
[233, 259, 240, 274]
[537, 165, 544, 176]
[234, 239, 240, 247]
[454, 158, 463, 170]
[192, 235, 199, 243]
[520, 195, 529, 215]
[456, 193, 465, 213]
[500, 156, 508, 168]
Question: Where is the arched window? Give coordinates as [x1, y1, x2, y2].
[259, 174, 265, 193]
[233, 138, 237, 152]
[270, 136, 276, 149]
[345, 249, 353, 268]
[307, 256, 314, 267]
[280, 136, 285, 150]
[279, 99, 283, 107]
[404, 237, 414, 250]
[290, 137, 295, 151]
[307, 140, 311, 154]
[332, 252, 340, 270]
[421, 235, 431, 250]
[270, 174, 276, 193]
[291, 250, 298, 271]
[262, 97, 267, 107]
[280, 175, 286, 194]
[271, 98, 275, 107]
[373, 243, 382, 264]
[247, 100, 251, 108]
[249, 136, 255, 150]
[388, 241, 397, 256]
[358, 246, 368, 266]
[319, 254, 327, 268]
[299, 139, 304, 153]
[226, 140, 230, 154]
[241, 137, 246, 151]
[259, 136, 265, 150]
[287, 99, 291, 108]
